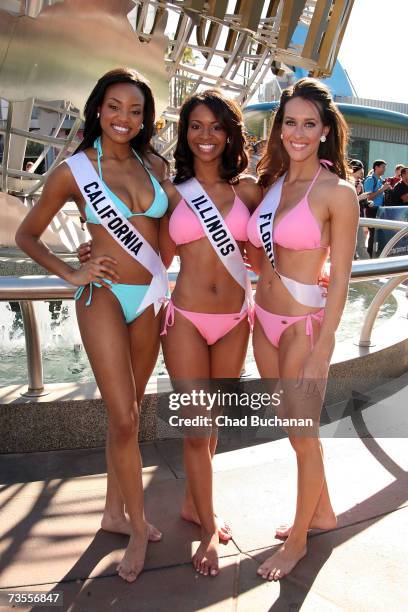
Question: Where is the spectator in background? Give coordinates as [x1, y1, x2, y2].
[363, 160, 391, 256]
[390, 167, 408, 205]
[350, 159, 370, 259]
[387, 163, 404, 188]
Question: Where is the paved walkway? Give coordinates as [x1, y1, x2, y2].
[1, 379, 407, 611]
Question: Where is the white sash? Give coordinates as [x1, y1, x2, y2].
[66, 151, 169, 315]
[257, 174, 326, 309]
[176, 178, 253, 313]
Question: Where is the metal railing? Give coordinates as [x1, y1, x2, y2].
[1, 219, 408, 396]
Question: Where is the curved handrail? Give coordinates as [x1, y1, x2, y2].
[2, 257, 408, 302]
[358, 274, 408, 347]
[379, 226, 408, 258]
[1, 255, 408, 396]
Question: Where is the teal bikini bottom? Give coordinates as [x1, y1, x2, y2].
[75, 280, 149, 324]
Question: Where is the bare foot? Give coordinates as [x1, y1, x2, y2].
[257, 542, 307, 581]
[117, 523, 149, 583]
[275, 513, 337, 539]
[101, 515, 162, 541]
[181, 504, 232, 542]
[192, 532, 219, 577]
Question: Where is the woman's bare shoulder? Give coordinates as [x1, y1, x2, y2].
[161, 177, 181, 211]
[145, 151, 169, 182]
[47, 159, 78, 194]
[236, 174, 263, 209]
[320, 175, 358, 217]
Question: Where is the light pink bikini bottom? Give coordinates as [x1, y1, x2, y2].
[161, 300, 251, 345]
[255, 303, 325, 349]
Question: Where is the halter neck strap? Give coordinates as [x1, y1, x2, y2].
[93, 136, 145, 177]
[305, 165, 322, 197]
[320, 159, 334, 169]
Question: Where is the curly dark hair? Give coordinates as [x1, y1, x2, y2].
[173, 89, 248, 184]
[257, 78, 350, 188]
[76, 67, 168, 167]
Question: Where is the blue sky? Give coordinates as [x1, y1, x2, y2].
[338, 0, 406, 103]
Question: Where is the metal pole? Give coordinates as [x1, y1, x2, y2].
[379, 226, 408, 258]
[19, 300, 48, 397]
[358, 274, 408, 347]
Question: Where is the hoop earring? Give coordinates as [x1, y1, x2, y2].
[226, 137, 231, 144]
[140, 123, 144, 130]
[320, 134, 326, 143]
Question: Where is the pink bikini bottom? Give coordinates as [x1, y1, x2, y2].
[161, 300, 251, 345]
[255, 303, 325, 349]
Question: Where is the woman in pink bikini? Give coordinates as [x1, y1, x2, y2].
[160, 89, 261, 577]
[247, 78, 359, 580]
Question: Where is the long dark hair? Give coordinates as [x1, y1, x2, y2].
[173, 89, 248, 184]
[76, 67, 167, 166]
[257, 78, 350, 188]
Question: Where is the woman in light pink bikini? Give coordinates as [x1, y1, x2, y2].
[247, 78, 359, 580]
[160, 90, 262, 577]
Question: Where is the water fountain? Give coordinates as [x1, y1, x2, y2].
[0, 282, 400, 388]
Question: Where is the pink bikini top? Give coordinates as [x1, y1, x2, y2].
[169, 186, 249, 245]
[247, 165, 328, 251]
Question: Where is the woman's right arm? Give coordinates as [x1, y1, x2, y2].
[245, 242, 262, 275]
[15, 162, 118, 287]
[159, 178, 179, 269]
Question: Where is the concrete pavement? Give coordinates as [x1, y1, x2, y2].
[1, 393, 407, 611]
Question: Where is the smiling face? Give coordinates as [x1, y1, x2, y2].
[281, 97, 329, 163]
[98, 82, 144, 143]
[187, 103, 227, 163]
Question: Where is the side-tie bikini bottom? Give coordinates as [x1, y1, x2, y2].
[254, 302, 325, 349]
[161, 299, 251, 345]
[75, 280, 150, 324]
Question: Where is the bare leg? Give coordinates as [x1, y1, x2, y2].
[254, 317, 335, 536]
[253, 317, 335, 580]
[101, 305, 162, 541]
[76, 289, 151, 582]
[275, 439, 336, 538]
[181, 317, 250, 542]
[162, 311, 219, 575]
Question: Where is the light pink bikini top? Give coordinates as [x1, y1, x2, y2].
[169, 186, 249, 245]
[247, 165, 328, 251]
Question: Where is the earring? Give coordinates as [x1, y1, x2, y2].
[226, 137, 231, 144]
[97, 112, 100, 118]
[320, 134, 326, 143]
[140, 123, 144, 130]
[280, 133, 283, 140]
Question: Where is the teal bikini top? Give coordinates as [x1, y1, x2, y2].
[85, 137, 168, 224]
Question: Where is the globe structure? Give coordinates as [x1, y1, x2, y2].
[0, 0, 354, 250]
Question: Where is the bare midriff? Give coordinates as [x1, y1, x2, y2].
[86, 219, 159, 284]
[256, 243, 329, 316]
[172, 239, 246, 313]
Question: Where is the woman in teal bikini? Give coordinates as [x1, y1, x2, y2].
[16, 68, 169, 582]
